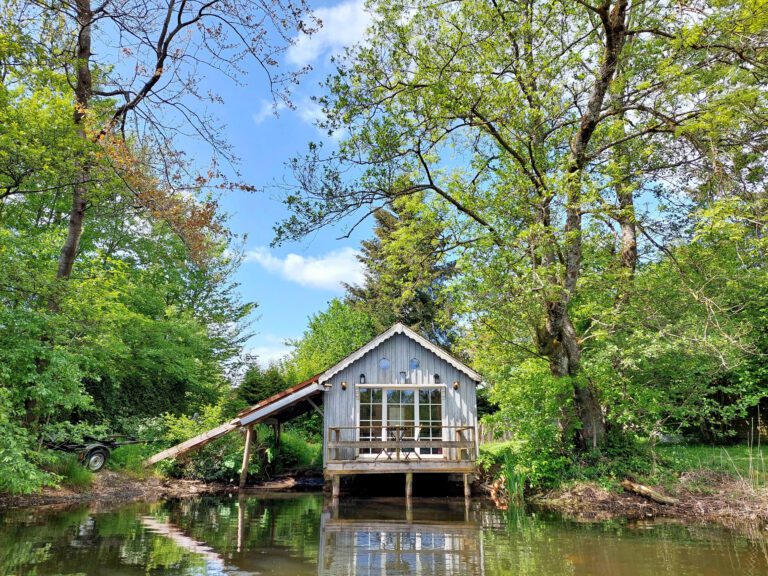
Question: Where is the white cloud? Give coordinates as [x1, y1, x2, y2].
[295, 98, 345, 140]
[245, 343, 292, 367]
[287, 0, 371, 67]
[246, 246, 364, 291]
[297, 99, 324, 125]
[252, 99, 287, 124]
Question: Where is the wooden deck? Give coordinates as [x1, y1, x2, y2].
[325, 425, 476, 475]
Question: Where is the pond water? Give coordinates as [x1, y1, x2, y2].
[1, 493, 766, 575]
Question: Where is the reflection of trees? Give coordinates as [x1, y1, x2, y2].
[3, 496, 768, 576]
[483, 508, 768, 576]
[0, 503, 207, 575]
[160, 494, 323, 563]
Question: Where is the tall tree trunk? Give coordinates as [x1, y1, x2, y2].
[617, 186, 637, 274]
[537, 0, 628, 450]
[57, 0, 93, 280]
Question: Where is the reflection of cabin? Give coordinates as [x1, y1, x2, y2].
[319, 502, 485, 575]
[147, 323, 481, 496]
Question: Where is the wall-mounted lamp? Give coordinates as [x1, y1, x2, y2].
[340, 380, 348, 391]
[452, 380, 460, 390]
[359, 373, 366, 384]
[434, 374, 441, 384]
[399, 371, 407, 384]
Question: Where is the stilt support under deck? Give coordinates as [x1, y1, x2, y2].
[405, 472, 413, 500]
[331, 474, 341, 498]
[463, 473, 471, 498]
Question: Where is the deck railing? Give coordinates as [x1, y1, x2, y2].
[326, 425, 476, 463]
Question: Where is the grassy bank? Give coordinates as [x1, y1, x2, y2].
[657, 444, 767, 487]
[478, 441, 768, 526]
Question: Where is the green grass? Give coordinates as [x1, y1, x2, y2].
[657, 444, 768, 486]
[108, 443, 163, 478]
[278, 430, 322, 471]
[48, 454, 94, 490]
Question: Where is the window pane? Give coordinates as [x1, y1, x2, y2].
[372, 405, 382, 420]
[360, 389, 370, 404]
[419, 405, 430, 420]
[360, 405, 371, 420]
[430, 389, 442, 403]
[431, 405, 442, 419]
[387, 390, 400, 403]
[401, 390, 414, 403]
[389, 406, 402, 423]
[419, 390, 430, 403]
[372, 389, 382, 402]
[403, 405, 414, 421]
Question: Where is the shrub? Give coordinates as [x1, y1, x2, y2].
[46, 453, 93, 490]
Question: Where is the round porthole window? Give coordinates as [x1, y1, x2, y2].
[409, 358, 420, 370]
[379, 357, 390, 370]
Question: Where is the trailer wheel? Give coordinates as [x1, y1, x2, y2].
[84, 446, 109, 472]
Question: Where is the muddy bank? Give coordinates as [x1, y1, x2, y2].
[524, 471, 768, 529]
[0, 472, 237, 512]
[0, 471, 324, 513]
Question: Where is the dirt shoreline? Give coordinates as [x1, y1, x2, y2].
[524, 471, 768, 531]
[2, 470, 766, 533]
[0, 472, 236, 513]
[0, 471, 327, 513]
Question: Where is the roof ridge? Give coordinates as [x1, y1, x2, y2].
[318, 322, 482, 384]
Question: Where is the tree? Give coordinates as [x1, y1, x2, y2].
[277, 0, 768, 449]
[5, 0, 316, 283]
[239, 363, 288, 406]
[0, 22, 258, 489]
[283, 299, 377, 382]
[346, 193, 458, 348]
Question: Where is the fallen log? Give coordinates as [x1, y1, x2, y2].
[620, 479, 679, 505]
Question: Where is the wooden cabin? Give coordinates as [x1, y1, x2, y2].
[147, 323, 481, 496]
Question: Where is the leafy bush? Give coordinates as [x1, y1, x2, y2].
[46, 453, 93, 490]
[278, 430, 322, 470]
[572, 433, 654, 486]
[477, 359, 572, 487]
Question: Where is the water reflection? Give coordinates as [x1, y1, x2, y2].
[0, 494, 767, 576]
[319, 499, 484, 575]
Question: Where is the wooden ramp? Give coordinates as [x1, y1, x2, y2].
[144, 418, 241, 465]
[144, 375, 322, 466]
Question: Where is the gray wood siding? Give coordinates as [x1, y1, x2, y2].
[322, 333, 478, 465]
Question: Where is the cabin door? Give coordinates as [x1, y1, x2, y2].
[358, 387, 443, 456]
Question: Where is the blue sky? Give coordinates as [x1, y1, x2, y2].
[202, 0, 373, 365]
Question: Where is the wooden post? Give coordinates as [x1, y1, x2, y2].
[239, 424, 254, 489]
[405, 472, 413, 500]
[237, 494, 245, 552]
[331, 474, 340, 498]
[463, 473, 471, 499]
[274, 421, 281, 452]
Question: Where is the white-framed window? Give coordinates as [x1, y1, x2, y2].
[357, 386, 443, 456]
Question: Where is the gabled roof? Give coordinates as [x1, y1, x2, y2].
[318, 322, 482, 384]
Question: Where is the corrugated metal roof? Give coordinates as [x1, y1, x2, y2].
[236, 373, 322, 420]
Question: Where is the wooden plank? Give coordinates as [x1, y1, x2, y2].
[306, 396, 323, 417]
[324, 521, 480, 533]
[144, 419, 240, 465]
[327, 440, 474, 449]
[325, 461, 476, 473]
